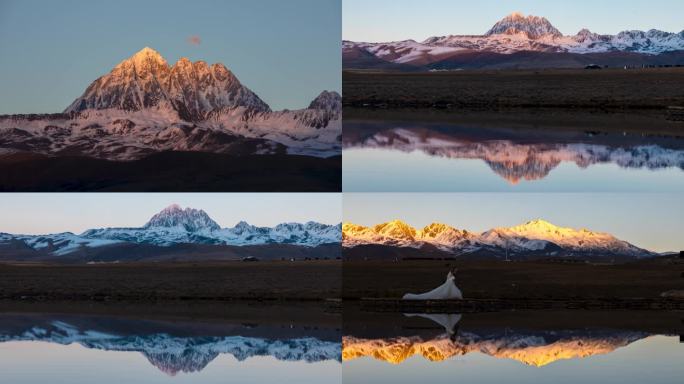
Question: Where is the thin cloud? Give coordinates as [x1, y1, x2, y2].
[187, 35, 201, 46]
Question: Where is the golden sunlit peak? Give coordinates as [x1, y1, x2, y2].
[132, 47, 164, 60]
[509, 11, 525, 18]
[525, 218, 555, 226]
[137, 46, 158, 54]
[121, 47, 167, 68]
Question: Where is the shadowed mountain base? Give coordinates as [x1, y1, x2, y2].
[0, 152, 341, 192]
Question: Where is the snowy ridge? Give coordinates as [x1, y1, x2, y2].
[0, 48, 341, 159]
[345, 128, 684, 184]
[0, 205, 341, 255]
[342, 219, 654, 258]
[345, 12, 684, 66]
[0, 321, 340, 376]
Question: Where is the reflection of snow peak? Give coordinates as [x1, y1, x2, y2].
[346, 128, 684, 184]
[342, 330, 648, 366]
[0, 321, 341, 376]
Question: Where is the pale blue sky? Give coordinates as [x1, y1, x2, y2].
[343, 0, 684, 42]
[344, 193, 684, 252]
[0, 0, 341, 114]
[0, 193, 341, 235]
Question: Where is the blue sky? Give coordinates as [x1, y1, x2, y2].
[0, 193, 341, 234]
[344, 193, 684, 252]
[343, 0, 684, 42]
[0, 0, 341, 114]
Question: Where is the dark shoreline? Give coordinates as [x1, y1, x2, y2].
[343, 307, 684, 338]
[343, 107, 684, 137]
[354, 297, 684, 313]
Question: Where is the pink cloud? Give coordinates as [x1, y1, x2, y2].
[187, 35, 201, 46]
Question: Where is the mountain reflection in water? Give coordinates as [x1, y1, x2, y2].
[342, 311, 681, 367]
[0, 312, 341, 376]
[343, 121, 684, 191]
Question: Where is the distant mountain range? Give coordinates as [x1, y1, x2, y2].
[0, 47, 341, 160]
[343, 13, 684, 70]
[0, 204, 341, 262]
[343, 219, 656, 260]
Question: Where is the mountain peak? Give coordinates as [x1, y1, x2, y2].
[144, 205, 220, 232]
[135, 46, 163, 57]
[64, 48, 270, 118]
[372, 220, 417, 240]
[485, 13, 562, 39]
[308, 90, 342, 111]
[522, 218, 557, 228]
[125, 46, 168, 68]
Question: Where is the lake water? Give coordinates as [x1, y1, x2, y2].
[0, 308, 341, 384]
[343, 120, 684, 191]
[343, 310, 684, 384]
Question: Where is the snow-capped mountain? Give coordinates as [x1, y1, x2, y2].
[0, 320, 340, 375]
[0, 204, 341, 257]
[345, 128, 684, 184]
[308, 90, 342, 113]
[344, 13, 684, 68]
[342, 221, 475, 249]
[143, 204, 221, 232]
[64, 47, 270, 119]
[0, 48, 341, 160]
[485, 12, 562, 39]
[342, 219, 654, 258]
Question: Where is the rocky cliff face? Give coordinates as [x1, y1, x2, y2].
[64, 47, 270, 120]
